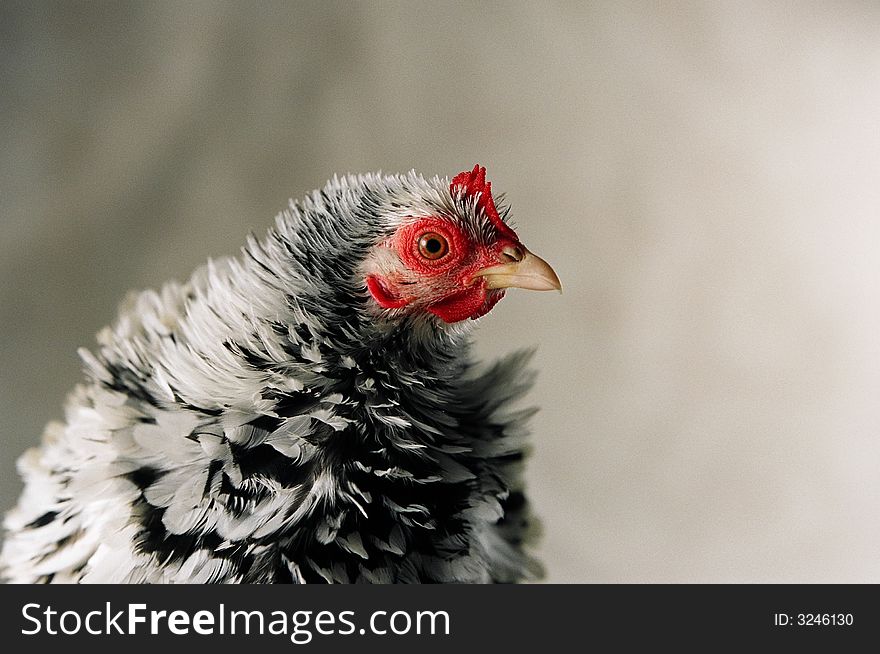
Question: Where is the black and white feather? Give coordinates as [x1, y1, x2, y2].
[1, 170, 543, 583]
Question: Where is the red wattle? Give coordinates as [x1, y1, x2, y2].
[427, 286, 488, 323]
[469, 289, 505, 320]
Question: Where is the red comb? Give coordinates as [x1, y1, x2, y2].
[450, 165, 518, 240]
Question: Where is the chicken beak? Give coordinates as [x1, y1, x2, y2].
[474, 245, 562, 292]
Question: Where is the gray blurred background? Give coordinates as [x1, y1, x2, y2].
[3, 1, 880, 582]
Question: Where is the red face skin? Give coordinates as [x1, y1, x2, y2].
[366, 216, 519, 323]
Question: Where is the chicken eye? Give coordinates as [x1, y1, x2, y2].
[418, 232, 449, 260]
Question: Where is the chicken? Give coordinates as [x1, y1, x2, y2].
[1, 165, 561, 583]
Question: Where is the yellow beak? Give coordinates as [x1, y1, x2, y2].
[473, 245, 562, 292]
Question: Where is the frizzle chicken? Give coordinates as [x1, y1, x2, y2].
[1, 165, 561, 583]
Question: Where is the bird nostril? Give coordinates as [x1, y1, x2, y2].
[500, 244, 524, 263]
